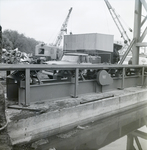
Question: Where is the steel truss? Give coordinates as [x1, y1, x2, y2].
[119, 0, 147, 64]
[127, 118, 147, 150]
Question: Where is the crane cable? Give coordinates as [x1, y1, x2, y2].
[104, 0, 133, 44]
[116, 11, 133, 33]
[115, 10, 133, 43]
[103, 1, 111, 34]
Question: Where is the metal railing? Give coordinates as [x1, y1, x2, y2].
[1, 63, 147, 105]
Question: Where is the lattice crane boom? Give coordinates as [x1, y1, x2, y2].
[54, 7, 72, 47]
[104, 0, 131, 44]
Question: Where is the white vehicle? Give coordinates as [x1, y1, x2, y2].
[44, 53, 93, 65]
[43, 53, 101, 79]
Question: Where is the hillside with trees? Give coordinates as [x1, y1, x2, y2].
[2, 30, 40, 54]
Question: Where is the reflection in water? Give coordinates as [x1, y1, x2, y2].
[100, 126, 147, 150]
[14, 104, 147, 150]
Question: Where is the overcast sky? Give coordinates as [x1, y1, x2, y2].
[1, 0, 146, 45]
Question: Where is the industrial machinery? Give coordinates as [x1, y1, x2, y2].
[35, 7, 73, 61]
[54, 7, 73, 47]
[63, 33, 122, 64]
[43, 52, 101, 79]
[104, 0, 135, 64]
[42, 32, 123, 79]
[2, 1, 147, 148]
[104, 0, 132, 45]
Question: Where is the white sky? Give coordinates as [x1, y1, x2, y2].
[0, 0, 146, 45]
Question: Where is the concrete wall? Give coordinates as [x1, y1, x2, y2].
[7, 87, 147, 145]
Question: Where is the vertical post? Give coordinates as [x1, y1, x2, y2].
[132, 0, 142, 65]
[126, 134, 134, 150]
[6, 71, 11, 97]
[25, 69, 30, 106]
[73, 68, 78, 98]
[121, 67, 125, 89]
[143, 117, 147, 127]
[0, 25, 2, 63]
[141, 67, 145, 87]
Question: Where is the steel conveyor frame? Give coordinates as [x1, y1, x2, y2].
[1, 64, 147, 106]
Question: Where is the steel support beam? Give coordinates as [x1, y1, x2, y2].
[141, 15, 147, 27]
[121, 67, 125, 89]
[25, 69, 30, 106]
[132, 0, 142, 65]
[126, 133, 144, 150]
[140, 0, 147, 11]
[134, 136, 143, 150]
[141, 67, 145, 86]
[132, 130, 147, 140]
[139, 26, 147, 42]
[126, 134, 134, 150]
[72, 68, 78, 98]
[136, 42, 147, 47]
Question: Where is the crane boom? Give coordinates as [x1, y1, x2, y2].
[54, 7, 73, 47]
[35, 7, 73, 61]
[104, 0, 131, 44]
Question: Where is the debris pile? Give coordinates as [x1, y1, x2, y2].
[1, 48, 33, 64]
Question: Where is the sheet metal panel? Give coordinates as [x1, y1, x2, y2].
[18, 76, 143, 104]
[19, 80, 98, 104]
[63, 33, 114, 52]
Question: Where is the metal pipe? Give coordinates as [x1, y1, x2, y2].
[80, 94, 114, 104]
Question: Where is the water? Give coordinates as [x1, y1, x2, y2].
[14, 104, 147, 150]
[100, 126, 147, 150]
[100, 136, 127, 150]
